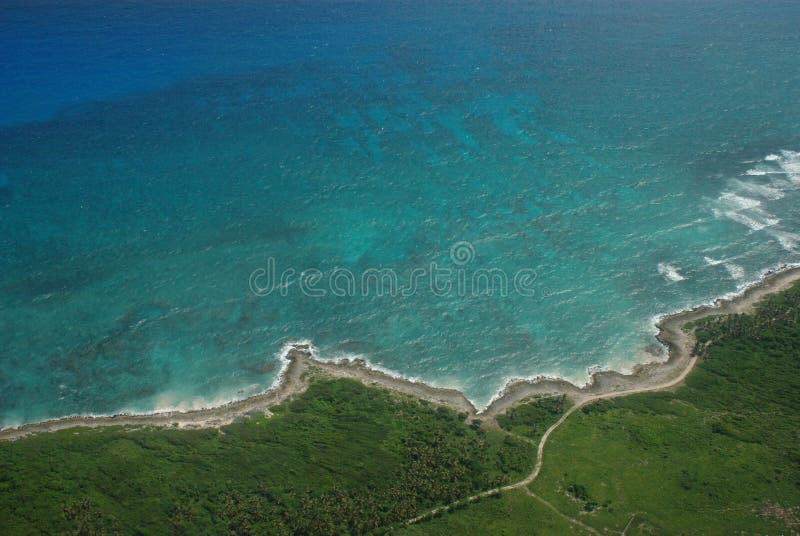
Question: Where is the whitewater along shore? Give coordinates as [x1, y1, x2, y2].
[2, 265, 799, 441]
[484, 265, 800, 416]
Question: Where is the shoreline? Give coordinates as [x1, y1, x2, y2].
[2, 265, 800, 441]
[484, 264, 800, 416]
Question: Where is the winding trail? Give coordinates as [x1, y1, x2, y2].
[403, 353, 698, 527]
[403, 266, 800, 529]
[518, 353, 698, 489]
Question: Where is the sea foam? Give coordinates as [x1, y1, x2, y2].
[658, 262, 686, 282]
[713, 190, 780, 231]
[730, 179, 785, 200]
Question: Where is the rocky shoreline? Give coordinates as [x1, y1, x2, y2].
[2, 265, 799, 441]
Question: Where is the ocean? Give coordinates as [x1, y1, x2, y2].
[1, 0, 799, 427]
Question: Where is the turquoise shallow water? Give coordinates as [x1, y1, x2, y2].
[1, 1, 800, 426]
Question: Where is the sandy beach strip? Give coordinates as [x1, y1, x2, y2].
[2, 265, 799, 442]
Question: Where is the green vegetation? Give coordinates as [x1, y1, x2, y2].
[5, 282, 800, 535]
[410, 281, 800, 534]
[0, 379, 534, 534]
[496, 395, 569, 442]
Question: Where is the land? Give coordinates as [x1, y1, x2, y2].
[404, 271, 800, 534]
[1, 266, 800, 534]
[0, 379, 535, 534]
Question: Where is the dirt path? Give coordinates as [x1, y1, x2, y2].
[404, 351, 698, 526]
[518, 353, 698, 488]
[404, 267, 800, 528]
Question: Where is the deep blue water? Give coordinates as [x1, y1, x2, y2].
[1, 0, 799, 426]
